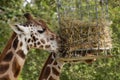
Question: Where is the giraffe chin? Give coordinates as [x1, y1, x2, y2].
[49, 51, 57, 54]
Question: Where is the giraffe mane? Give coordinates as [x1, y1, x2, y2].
[39, 52, 54, 79]
[0, 32, 17, 63]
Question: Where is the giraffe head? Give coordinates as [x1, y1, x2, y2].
[10, 13, 59, 53]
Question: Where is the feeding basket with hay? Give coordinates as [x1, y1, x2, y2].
[56, 0, 113, 61]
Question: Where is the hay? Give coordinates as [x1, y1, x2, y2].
[59, 17, 112, 54]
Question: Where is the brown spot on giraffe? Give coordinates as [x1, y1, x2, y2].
[52, 67, 59, 76]
[40, 39, 45, 44]
[43, 67, 51, 79]
[36, 38, 38, 40]
[20, 42, 23, 47]
[34, 43, 37, 47]
[45, 45, 50, 49]
[13, 37, 19, 50]
[47, 53, 56, 64]
[0, 75, 10, 80]
[58, 66, 61, 69]
[27, 46, 29, 51]
[48, 58, 54, 64]
[16, 50, 25, 59]
[30, 44, 33, 48]
[31, 40, 33, 42]
[3, 51, 13, 62]
[49, 76, 56, 80]
[0, 64, 9, 74]
[8, 45, 11, 50]
[12, 57, 21, 77]
[53, 52, 56, 58]
[31, 34, 33, 37]
[37, 42, 40, 45]
[40, 45, 43, 48]
[50, 35, 55, 40]
[27, 39, 31, 43]
[53, 61, 57, 65]
[32, 36, 36, 41]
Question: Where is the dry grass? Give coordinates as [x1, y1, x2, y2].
[59, 17, 112, 53]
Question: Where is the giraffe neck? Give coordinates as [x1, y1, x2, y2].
[39, 52, 65, 80]
[0, 32, 28, 80]
[39, 51, 96, 80]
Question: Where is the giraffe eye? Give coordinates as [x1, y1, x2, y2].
[37, 28, 46, 34]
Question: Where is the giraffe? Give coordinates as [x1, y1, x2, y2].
[0, 13, 60, 80]
[39, 51, 96, 80]
[39, 52, 64, 80]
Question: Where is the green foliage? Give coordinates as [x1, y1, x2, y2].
[0, 0, 120, 80]
[21, 50, 49, 80]
[0, 22, 12, 53]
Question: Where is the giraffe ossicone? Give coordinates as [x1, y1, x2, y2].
[0, 13, 60, 80]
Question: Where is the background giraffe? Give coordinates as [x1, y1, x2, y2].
[39, 52, 64, 80]
[39, 52, 96, 80]
[0, 13, 60, 80]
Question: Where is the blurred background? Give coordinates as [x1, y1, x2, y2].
[0, 0, 120, 80]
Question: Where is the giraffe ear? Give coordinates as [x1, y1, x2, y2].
[10, 24, 28, 34]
